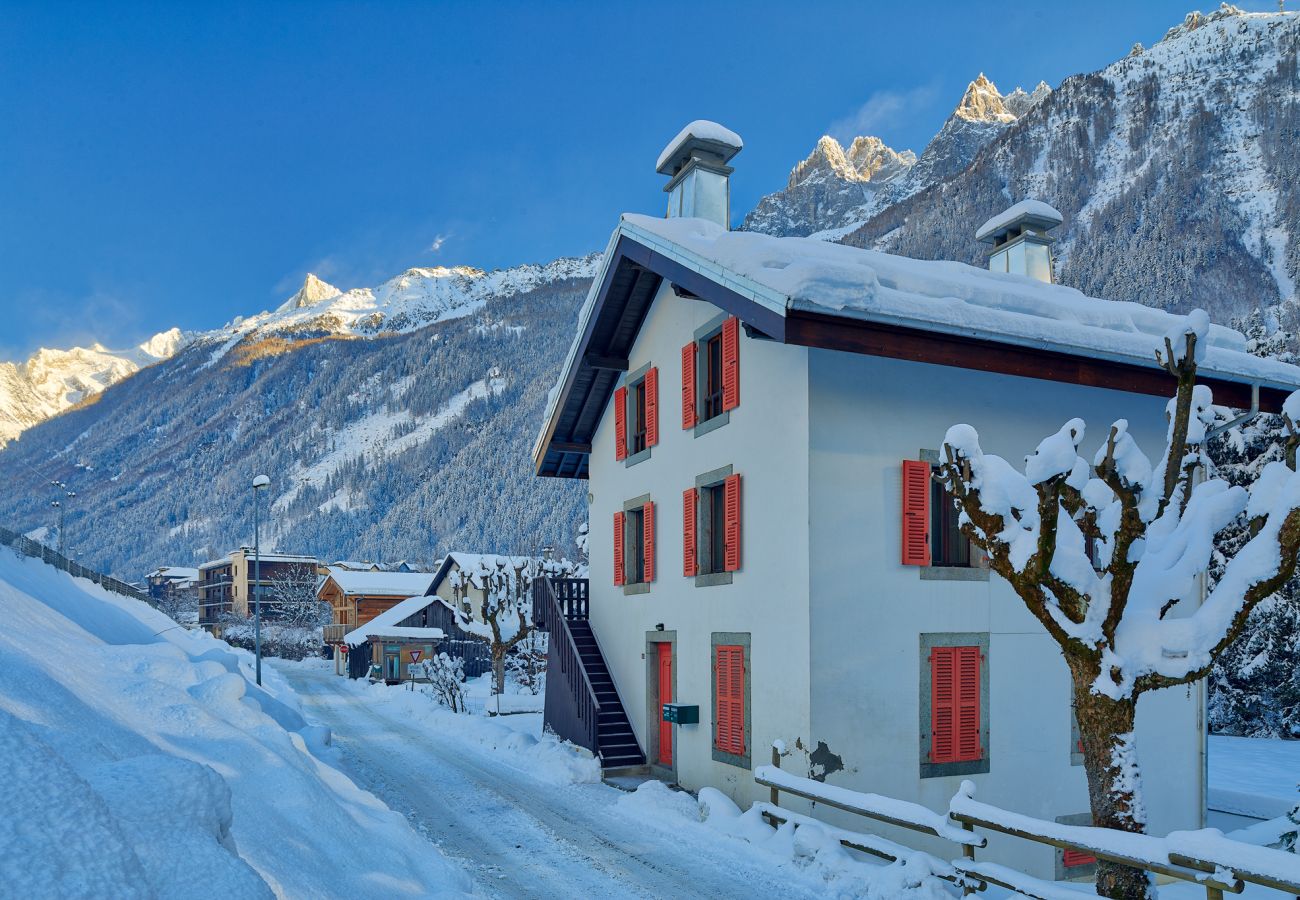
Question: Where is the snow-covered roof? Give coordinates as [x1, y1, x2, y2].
[656, 120, 744, 174]
[343, 591, 445, 647]
[974, 199, 1063, 243]
[324, 569, 435, 597]
[146, 566, 199, 580]
[199, 550, 317, 571]
[618, 214, 1300, 390]
[330, 560, 379, 571]
[535, 213, 1300, 478]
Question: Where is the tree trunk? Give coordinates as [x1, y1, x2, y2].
[1072, 670, 1156, 900]
[492, 647, 507, 696]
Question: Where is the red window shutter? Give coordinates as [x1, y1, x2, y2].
[642, 500, 656, 583]
[1063, 849, 1097, 868]
[613, 512, 625, 586]
[681, 343, 698, 429]
[683, 488, 699, 576]
[901, 460, 931, 566]
[613, 386, 628, 461]
[715, 645, 745, 755]
[645, 367, 659, 447]
[955, 646, 982, 762]
[721, 316, 740, 411]
[723, 473, 742, 572]
[930, 647, 956, 763]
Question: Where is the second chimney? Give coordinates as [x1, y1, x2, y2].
[976, 199, 1063, 284]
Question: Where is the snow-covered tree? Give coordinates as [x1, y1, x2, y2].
[938, 310, 1300, 899]
[266, 563, 330, 628]
[449, 554, 579, 696]
[418, 653, 467, 713]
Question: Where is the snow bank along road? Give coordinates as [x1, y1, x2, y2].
[277, 664, 821, 899]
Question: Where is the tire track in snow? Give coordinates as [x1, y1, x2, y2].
[278, 666, 820, 900]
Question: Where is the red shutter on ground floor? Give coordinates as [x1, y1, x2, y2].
[683, 488, 698, 577]
[1063, 849, 1097, 868]
[681, 343, 698, 429]
[723, 473, 741, 572]
[613, 386, 628, 460]
[715, 645, 745, 755]
[901, 460, 932, 566]
[642, 500, 655, 583]
[613, 511, 625, 586]
[930, 645, 982, 764]
[721, 316, 740, 412]
[645, 366, 659, 447]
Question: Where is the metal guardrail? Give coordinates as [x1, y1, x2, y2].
[0, 525, 156, 608]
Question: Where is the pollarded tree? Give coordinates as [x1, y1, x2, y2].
[937, 310, 1300, 900]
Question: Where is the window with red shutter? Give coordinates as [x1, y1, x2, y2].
[929, 645, 983, 765]
[681, 343, 698, 429]
[901, 460, 932, 566]
[721, 317, 740, 411]
[723, 473, 741, 572]
[682, 488, 698, 577]
[645, 367, 659, 447]
[642, 500, 655, 583]
[714, 644, 746, 756]
[613, 386, 628, 461]
[613, 511, 625, 586]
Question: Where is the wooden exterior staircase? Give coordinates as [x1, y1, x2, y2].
[533, 577, 644, 770]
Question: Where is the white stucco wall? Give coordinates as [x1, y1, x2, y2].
[587, 281, 812, 803]
[805, 348, 1203, 880]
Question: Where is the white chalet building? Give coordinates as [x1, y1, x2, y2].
[531, 122, 1300, 881]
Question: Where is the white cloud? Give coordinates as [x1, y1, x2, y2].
[427, 233, 451, 253]
[828, 84, 938, 144]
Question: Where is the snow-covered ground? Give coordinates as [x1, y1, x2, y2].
[1210, 734, 1300, 820]
[0, 549, 469, 898]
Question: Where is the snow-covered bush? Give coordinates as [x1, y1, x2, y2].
[418, 654, 467, 714]
[506, 630, 547, 695]
[938, 310, 1300, 899]
[220, 620, 327, 661]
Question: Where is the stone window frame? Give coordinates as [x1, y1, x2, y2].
[919, 631, 991, 779]
[711, 631, 751, 769]
[918, 449, 988, 582]
[621, 361, 654, 468]
[691, 313, 731, 438]
[622, 493, 652, 596]
[694, 464, 733, 588]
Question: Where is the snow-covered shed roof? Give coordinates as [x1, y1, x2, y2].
[323, 569, 436, 597]
[343, 592, 447, 647]
[534, 214, 1300, 479]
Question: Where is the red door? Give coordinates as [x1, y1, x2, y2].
[657, 642, 673, 766]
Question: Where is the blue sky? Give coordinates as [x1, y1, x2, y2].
[0, 1, 1272, 359]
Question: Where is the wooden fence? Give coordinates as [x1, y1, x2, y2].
[757, 745, 1300, 900]
[0, 524, 156, 608]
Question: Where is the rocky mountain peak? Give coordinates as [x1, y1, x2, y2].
[953, 73, 1016, 124]
[788, 134, 915, 189]
[1004, 81, 1052, 117]
[279, 273, 342, 312]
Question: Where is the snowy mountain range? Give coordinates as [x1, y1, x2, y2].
[840, 6, 1298, 322]
[0, 329, 185, 447]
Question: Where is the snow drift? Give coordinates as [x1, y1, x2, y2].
[0, 548, 470, 898]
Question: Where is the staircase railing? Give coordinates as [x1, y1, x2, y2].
[0, 524, 156, 608]
[535, 577, 600, 754]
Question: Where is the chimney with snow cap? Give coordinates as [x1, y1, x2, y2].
[657, 120, 743, 229]
[976, 199, 1063, 284]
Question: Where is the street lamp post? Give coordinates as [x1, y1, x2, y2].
[252, 474, 270, 686]
[50, 480, 74, 557]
